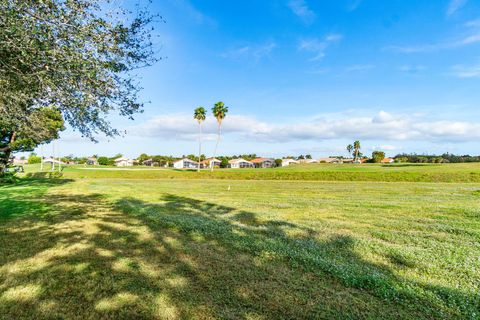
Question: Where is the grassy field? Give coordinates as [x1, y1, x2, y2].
[1, 165, 480, 319]
[23, 162, 480, 182]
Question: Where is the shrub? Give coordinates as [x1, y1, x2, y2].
[0, 171, 18, 184]
[98, 157, 114, 166]
[372, 151, 385, 163]
[28, 155, 42, 164]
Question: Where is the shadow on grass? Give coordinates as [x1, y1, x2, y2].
[0, 186, 478, 319]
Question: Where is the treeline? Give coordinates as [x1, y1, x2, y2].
[394, 153, 480, 163]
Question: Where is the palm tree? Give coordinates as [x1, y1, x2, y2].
[211, 101, 229, 171]
[353, 140, 361, 161]
[346, 144, 353, 157]
[194, 107, 207, 172]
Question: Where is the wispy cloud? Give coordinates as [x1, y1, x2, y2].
[129, 111, 480, 143]
[451, 63, 480, 77]
[384, 32, 480, 53]
[221, 41, 277, 61]
[169, 0, 216, 26]
[398, 65, 427, 74]
[347, 0, 363, 11]
[288, 0, 316, 24]
[446, 0, 468, 16]
[299, 34, 343, 61]
[345, 64, 374, 72]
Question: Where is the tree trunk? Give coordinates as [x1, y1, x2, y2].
[0, 132, 16, 171]
[197, 122, 202, 172]
[211, 122, 221, 172]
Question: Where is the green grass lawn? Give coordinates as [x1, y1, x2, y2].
[23, 162, 480, 182]
[1, 166, 480, 319]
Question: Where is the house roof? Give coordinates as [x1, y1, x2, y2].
[200, 158, 221, 164]
[114, 157, 131, 162]
[174, 158, 198, 164]
[381, 157, 394, 163]
[251, 157, 274, 163]
[228, 158, 252, 164]
[43, 158, 65, 164]
[282, 158, 298, 162]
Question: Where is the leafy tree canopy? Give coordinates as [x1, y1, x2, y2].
[0, 0, 158, 167]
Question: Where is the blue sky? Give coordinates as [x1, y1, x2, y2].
[33, 0, 480, 158]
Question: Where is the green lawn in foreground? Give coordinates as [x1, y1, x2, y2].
[1, 173, 479, 319]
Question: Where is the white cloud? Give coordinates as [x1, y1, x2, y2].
[288, 0, 316, 24]
[128, 111, 480, 144]
[221, 41, 277, 61]
[299, 34, 342, 61]
[447, 0, 468, 16]
[451, 63, 480, 77]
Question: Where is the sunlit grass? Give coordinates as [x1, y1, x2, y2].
[1, 176, 479, 319]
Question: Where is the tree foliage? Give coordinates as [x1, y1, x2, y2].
[0, 0, 158, 167]
[0, 107, 64, 167]
[371, 151, 385, 163]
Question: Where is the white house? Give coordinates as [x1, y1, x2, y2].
[281, 159, 299, 167]
[251, 157, 276, 168]
[114, 157, 134, 167]
[200, 158, 222, 168]
[12, 158, 27, 165]
[43, 158, 65, 165]
[173, 158, 199, 169]
[86, 157, 98, 165]
[299, 159, 318, 164]
[228, 158, 254, 169]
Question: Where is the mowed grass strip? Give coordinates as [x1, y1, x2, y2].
[23, 163, 480, 183]
[1, 177, 479, 319]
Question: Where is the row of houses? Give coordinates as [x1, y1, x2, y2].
[173, 157, 278, 169]
[51, 155, 395, 169]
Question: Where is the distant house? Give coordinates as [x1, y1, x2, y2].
[173, 158, 199, 169]
[381, 157, 395, 164]
[43, 158, 65, 166]
[142, 158, 154, 166]
[86, 157, 98, 165]
[342, 158, 354, 163]
[281, 159, 299, 167]
[12, 158, 27, 165]
[114, 157, 134, 167]
[299, 159, 318, 164]
[200, 158, 221, 169]
[251, 157, 275, 168]
[228, 158, 254, 169]
[318, 157, 341, 164]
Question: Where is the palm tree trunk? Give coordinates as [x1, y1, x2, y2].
[197, 122, 202, 172]
[211, 122, 221, 172]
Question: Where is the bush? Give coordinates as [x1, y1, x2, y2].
[28, 155, 42, 164]
[0, 171, 18, 184]
[372, 151, 385, 163]
[98, 156, 114, 166]
[274, 159, 283, 167]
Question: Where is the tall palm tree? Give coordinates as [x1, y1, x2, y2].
[211, 101, 228, 171]
[346, 144, 353, 157]
[353, 140, 361, 161]
[194, 107, 206, 172]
